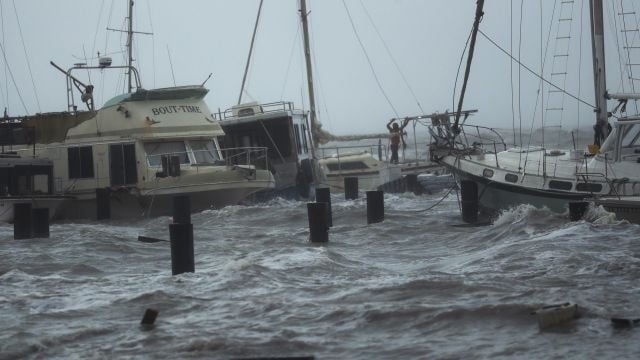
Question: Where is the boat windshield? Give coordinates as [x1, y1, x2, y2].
[144, 141, 190, 166]
[621, 122, 640, 148]
[189, 140, 221, 164]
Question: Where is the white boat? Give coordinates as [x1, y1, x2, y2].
[429, 0, 640, 221]
[8, 1, 274, 219]
[218, 101, 321, 199]
[318, 144, 443, 192]
[0, 153, 71, 222]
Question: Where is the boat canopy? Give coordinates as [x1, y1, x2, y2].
[103, 86, 209, 108]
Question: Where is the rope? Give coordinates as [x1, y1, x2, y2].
[1, 0, 7, 110]
[479, 29, 595, 110]
[11, 0, 40, 113]
[452, 30, 473, 118]
[341, 0, 399, 118]
[358, 0, 424, 114]
[0, 42, 29, 114]
[415, 186, 456, 213]
[279, 22, 301, 100]
[90, 0, 106, 81]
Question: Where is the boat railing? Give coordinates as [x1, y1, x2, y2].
[215, 101, 297, 121]
[318, 140, 433, 167]
[457, 124, 507, 153]
[219, 146, 269, 170]
[144, 146, 269, 176]
[318, 143, 388, 162]
[430, 123, 507, 154]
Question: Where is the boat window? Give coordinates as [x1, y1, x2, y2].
[33, 174, 49, 193]
[326, 162, 369, 171]
[622, 123, 640, 147]
[505, 173, 518, 183]
[302, 124, 309, 153]
[144, 142, 189, 166]
[482, 168, 494, 178]
[189, 140, 221, 164]
[548, 180, 572, 190]
[110, 143, 138, 186]
[68, 146, 95, 179]
[293, 124, 302, 154]
[576, 182, 602, 192]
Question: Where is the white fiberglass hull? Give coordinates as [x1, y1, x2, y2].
[57, 178, 275, 219]
[449, 167, 587, 215]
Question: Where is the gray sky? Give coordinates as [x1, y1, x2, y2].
[1, 0, 638, 136]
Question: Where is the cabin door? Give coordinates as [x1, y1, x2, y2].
[109, 143, 138, 186]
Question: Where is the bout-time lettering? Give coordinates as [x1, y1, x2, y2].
[151, 105, 202, 116]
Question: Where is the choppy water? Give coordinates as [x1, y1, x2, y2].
[1, 191, 640, 359]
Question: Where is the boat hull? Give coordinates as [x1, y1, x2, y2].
[57, 179, 274, 219]
[449, 167, 588, 215]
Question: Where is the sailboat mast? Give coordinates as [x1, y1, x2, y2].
[452, 0, 484, 134]
[127, 0, 134, 93]
[299, 0, 319, 146]
[590, 0, 608, 138]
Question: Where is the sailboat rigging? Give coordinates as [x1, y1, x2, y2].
[430, 0, 640, 222]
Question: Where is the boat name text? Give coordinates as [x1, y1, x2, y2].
[151, 105, 202, 116]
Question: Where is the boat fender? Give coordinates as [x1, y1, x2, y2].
[534, 302, 578, 330]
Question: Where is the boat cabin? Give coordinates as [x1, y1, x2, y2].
[217, 101, 314, 192]
[0, 155, 55, 197]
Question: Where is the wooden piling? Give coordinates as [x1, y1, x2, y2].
[96, 188, 111, 220]
[460, 180, 478, 223]
[315, 187, 332, 227]
[307, 202, 328, 243]
[31, 208, 50, 238]
[366, 190, 384, 224]
[344, 177, 358, 200]
[13, 203, 32, 239]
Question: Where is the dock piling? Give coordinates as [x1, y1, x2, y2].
[366, 190, 384, 224]
[31, 208, 50, 238]
[315, 187, 332, 227]
[569, 201, 589, 221]
[307, 202, 329, 242]
[344, 177, 359, 200]
[13, 203, 32, 239]
[96, 188, 111, 220]
[169, 195, 194, 275]
[460, 180, 478, 223]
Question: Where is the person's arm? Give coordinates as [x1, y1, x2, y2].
[387, 118, 395, 131]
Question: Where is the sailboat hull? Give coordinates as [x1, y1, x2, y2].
[449, 167, 588, 216]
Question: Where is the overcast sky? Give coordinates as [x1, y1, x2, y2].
[1, 0, 638, 136]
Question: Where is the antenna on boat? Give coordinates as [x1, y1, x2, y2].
[127, 0, 134, 93]
[106, 0, 153, 93]
[200, 73, 213, 87]
[452, 0, 484, 136]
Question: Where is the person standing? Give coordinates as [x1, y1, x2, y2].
[386, 118, 409, 164]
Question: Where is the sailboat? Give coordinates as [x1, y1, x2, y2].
[217, 0, 324, 200]
[429, 0, 640, 221]
[5, 0, 275, 219]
